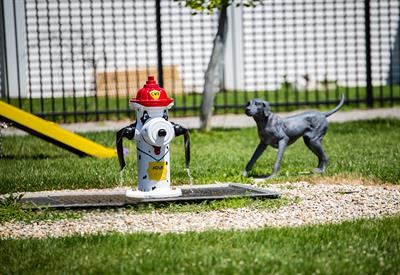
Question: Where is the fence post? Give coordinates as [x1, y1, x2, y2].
[2, 0, 26, 100]
[0, 0, 6, 98]
[224, 4, 244, 93]
[364, 0, 373, 108]
[155, 0, 164, 87]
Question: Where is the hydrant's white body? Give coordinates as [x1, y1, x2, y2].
[126, 105, 181, 198]
[117, 76, 188, 199]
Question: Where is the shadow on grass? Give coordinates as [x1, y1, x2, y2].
[249, 171, 314, 179]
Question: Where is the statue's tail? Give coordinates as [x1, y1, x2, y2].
[325, 94, 345, 117]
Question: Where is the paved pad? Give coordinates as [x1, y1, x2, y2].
[18, 183, 280, 209]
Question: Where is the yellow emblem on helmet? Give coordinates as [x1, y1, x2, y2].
[149, 90, 161, 100]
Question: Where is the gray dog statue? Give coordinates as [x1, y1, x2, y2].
[243, 94, 345, 178]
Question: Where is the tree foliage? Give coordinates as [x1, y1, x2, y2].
[175, 0, 263, 13]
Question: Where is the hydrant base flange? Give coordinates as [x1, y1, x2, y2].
[125, 188, 182, 199]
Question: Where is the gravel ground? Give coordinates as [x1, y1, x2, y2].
[1, 182, 399, 239]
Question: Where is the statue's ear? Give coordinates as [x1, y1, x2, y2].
[263, 102, 271, 117]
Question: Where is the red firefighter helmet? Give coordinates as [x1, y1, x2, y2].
[130, 76, 174, 107]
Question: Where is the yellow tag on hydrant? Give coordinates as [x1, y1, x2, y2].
[147, 161, 167, 181]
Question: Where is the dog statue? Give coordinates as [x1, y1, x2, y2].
[243, 95, 345, 178]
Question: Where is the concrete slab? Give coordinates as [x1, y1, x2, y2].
[15, 183, 280, 209]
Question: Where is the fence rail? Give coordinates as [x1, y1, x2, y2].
[0, 0, 399, 122]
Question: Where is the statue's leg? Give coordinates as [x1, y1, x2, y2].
[303, 136, 328, 173]
[242, 142, 267, 177]
[269, 139, 288, 178]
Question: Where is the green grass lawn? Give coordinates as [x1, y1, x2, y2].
[1, 119, 399, 274]
[1, 119, 399, 194]
[1, 215, 399, 274]
[4, 84, 399, 122]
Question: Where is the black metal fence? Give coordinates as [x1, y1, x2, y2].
[0, 0, 399, 122]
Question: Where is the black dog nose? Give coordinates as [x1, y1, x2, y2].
[158, 129, 167, 137]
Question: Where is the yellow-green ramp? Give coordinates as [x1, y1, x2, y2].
[0, 101, 116, 158]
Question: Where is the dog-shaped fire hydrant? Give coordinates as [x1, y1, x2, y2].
[116, 76, 190, 198]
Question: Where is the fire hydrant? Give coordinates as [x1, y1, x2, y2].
[116, 76, 190, 198]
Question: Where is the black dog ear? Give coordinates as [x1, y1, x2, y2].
[263, 102, 271, 117]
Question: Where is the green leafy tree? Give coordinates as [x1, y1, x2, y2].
[177, 0, 262, 131]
